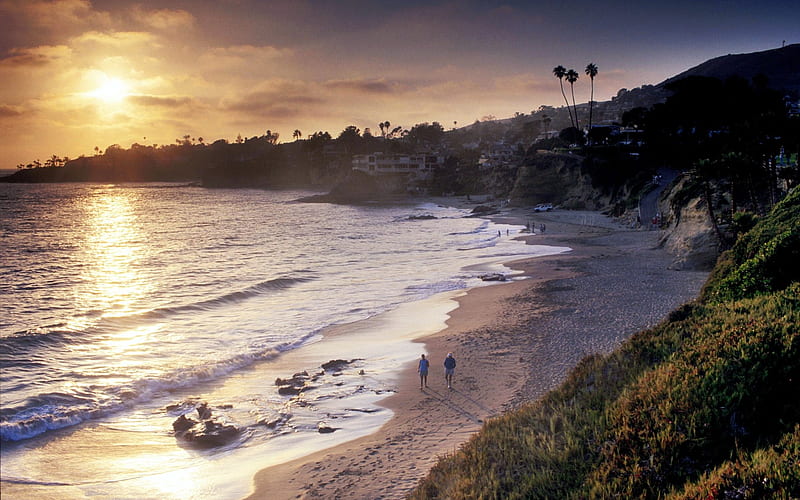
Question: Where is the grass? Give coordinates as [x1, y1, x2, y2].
[410, 187, 800, 499]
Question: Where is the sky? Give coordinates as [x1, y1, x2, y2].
[0, 0, 798, 168]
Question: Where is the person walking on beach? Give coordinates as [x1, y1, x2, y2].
[444, 352, 456, 389]
[418, 354, 429, 389]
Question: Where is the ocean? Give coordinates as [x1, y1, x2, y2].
[0, 182, 568, 499]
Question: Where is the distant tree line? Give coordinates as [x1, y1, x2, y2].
[5, 73, 797, 226]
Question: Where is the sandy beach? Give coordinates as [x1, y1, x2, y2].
[245, 207, 710, 500]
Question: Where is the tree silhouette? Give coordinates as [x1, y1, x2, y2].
[565, 69, 580, 130]
[553, 65, 575, 129]
[337, 125, 361, 153]
[585, 63, 598, 142]
[293, 129, 302, 141]
[542, 114, 551, 138]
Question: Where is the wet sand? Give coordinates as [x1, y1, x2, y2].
[245, 208, 710, 499]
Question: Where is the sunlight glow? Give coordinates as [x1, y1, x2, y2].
[87, 77, 131, 103]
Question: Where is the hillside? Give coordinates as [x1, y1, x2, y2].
[661, 44, 800, 94]
[411, 187, 800, 498]
[588, 44, 800, 123]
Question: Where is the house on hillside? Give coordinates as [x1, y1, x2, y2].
[352, 152, 444, 180]
[477, 141, 520, 170]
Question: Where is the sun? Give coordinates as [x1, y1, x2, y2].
[87, 77, 130, 103]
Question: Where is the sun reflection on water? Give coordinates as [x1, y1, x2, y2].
[77, 187, 153, 316]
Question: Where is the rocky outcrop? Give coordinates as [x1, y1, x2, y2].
[299, 170, 409, 204]
[479, 273, 507, 282]
[469, 204, 499, 216]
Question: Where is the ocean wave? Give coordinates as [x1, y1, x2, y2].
[1, 275, 315, 349]
[404, 279, 468, 298]
[448, 220, 490, 236]
[0, 331, 318, 442]
[457, 237, 500, 251]
[148, 276, 315, 317]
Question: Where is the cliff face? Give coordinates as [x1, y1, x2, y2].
[508, 154, 721, 270]
[659, 176, 720, 271]
[508, 153, 602, 209]
[507, 152, 642, 211]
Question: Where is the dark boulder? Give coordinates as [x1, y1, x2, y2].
[321, 359, 352, 372]
[171, 402, 240, 448]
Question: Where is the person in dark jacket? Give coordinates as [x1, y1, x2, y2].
[444, 352, 456, 389]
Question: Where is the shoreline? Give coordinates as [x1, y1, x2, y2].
[246, 207, 711, 499]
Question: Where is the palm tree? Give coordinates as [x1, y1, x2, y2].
[293, 129, 302, 141]
[585, 63, 598, 142]
[565, 69, 580, 130]
[553, 65, 575, 129]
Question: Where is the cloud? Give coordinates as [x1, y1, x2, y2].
[224, 92, 323, 117]
[491, 73, 558, 94]
[6, 0, 112, 29]
[220, 79, 326, 122]
[0, 0, 114, 49]
[129, 6, 195, 30]
[128, 94, 194, 108]
[0, 103, 24, 118]
[0, 45, 71, 68]
[323, 78, 415, 95]
[70, 30, 157, 48]
[198, 44, 294, 72]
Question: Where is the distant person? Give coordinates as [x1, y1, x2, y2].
[418, 354, 429, 389]
[444, 352, 456, 389]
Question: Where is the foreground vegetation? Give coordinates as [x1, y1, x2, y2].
[410, 188, 800, 499]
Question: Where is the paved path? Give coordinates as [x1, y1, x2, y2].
[639, 168, 678, 230]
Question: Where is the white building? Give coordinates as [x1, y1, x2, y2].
[352, 153, 443, 180]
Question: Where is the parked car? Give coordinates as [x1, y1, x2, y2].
[534, 203, 553, 212]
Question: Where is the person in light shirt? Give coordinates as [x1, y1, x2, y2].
[418, 354, 429, 389]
